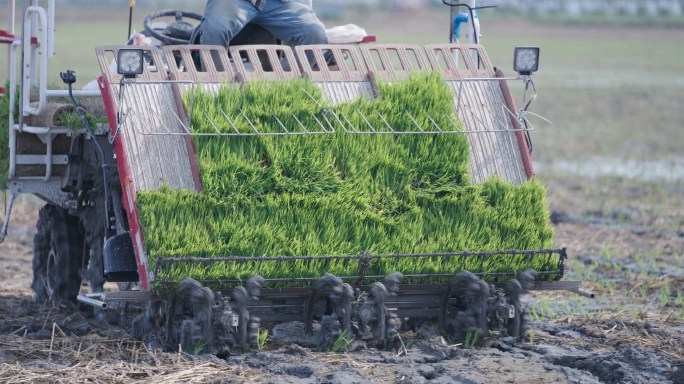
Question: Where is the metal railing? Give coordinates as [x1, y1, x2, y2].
[102, 44, 542, 139]
[153, 248, 567, 289]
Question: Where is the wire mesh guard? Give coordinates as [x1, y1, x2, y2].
[121, 82, 337, 137]
[152, 248, 566, 289]
[106, 44, 542, 138]
[124, 85, 539, 137]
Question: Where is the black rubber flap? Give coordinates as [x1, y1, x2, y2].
[104, 232, 139, 282]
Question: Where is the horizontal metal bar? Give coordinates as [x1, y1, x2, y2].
[121, 77, 522, 86]
[252, 313, 306, 323]
[76, 280, 589, 320]
[532, 280, 595, 298]
[156, 248, 565, 265]
[15, 154, 68, 165]
[570, 288, 596, 299]
[155, 271, 562, 287]
[15, 125, 75, 135]
[454, 76, 521, 82]
[77, 293, 108, 309]
[77, 290, 169, 305]
[45, 89, 101, 97]
[532, 280, 581, 291]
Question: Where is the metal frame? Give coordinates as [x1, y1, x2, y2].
[92, 43, 551, 290]
[77, 279, 593, 311]
[152, 248, 567, 289]
[108, 44, 542, 138]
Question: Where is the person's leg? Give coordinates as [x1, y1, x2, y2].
[199, 0, 259, 46]
[254, 0, 328, 47]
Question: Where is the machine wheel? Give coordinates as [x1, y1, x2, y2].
[32, 205, 85, 304]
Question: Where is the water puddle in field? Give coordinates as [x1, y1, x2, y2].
[535, 156, 684, 182]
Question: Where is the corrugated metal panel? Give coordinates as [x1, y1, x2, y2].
[318, 82, 373, 105]
[97, 46, 198, 192]
[425, 44, 527, 184]
[450, 80, 526, 184]
[115, 82, 197, 191]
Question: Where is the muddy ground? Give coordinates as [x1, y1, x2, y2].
[1, 189, 682, 384]
[2, 10, 684, 384]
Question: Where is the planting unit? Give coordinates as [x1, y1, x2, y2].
[1, 1, 590, 353]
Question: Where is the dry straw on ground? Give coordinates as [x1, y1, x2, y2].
[0, 329, 258, 383]
[0, 298, 259, 383]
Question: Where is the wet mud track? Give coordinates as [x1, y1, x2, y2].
[1, 198, 683, 383]
[0, 297, 681, 383]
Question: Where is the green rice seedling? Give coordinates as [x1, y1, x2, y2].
[527, 330, 535, 346]
[137, 72, 558, 286]
[256, 328, 268, 352]
[331, 330, 355, 353]
[464, 329, 480, 348]
[675, 290, 684, 309]
[55, 108, 108, 132]
[192, 340, 208, 355]
[658, 280, 672, 307]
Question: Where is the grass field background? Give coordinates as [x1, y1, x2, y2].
[2, 3, 682, 230]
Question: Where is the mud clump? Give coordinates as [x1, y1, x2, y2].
[537, 328, 677, 384]
[673, 365, 684, 384]
[284, 365, 314, 378]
